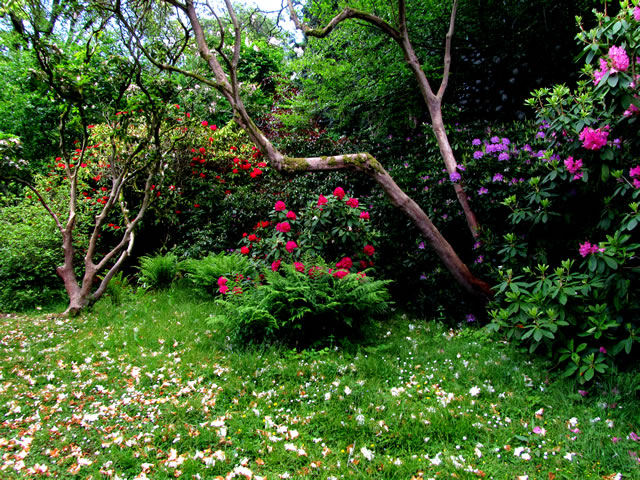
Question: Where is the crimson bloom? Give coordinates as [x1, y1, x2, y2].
[276, 222, 291, 233]
[363, 245, 375, 256]
[346, 197, 359, 208]
[240, 246, 250, 255]
[274, 200, 286, 211]
[285, 241, 297, 253]
[333, 187, 345, 200]
[294, 262, 305, 272]
[317, 194, 328, 206]
[271, 259, 281, 271]
[286, 211, 297, 220]
[360, 211, 370, 220]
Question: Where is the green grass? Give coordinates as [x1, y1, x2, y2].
[0, 288, 639, 479]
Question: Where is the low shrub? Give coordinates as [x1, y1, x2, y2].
[182, 252, 256, 296]
[137, 253, 181, 290]
[210, 259, 392, 347]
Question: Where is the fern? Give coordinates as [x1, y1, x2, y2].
[137, 253, 180, 290]
[210, 261, 392, 346]
[183, 252, 255, 295]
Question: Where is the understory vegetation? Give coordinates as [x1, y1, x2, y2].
[0, 290, 638, 478]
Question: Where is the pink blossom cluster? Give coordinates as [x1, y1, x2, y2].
[623, 99, 639, 118]
[579, 126, 609, 150]
[564, 156, 584, 180]
[635, 6, 640, 21]
[593, 46, 630, 85]
[630, 165, 640, 188]
[579, 241, 605, 257]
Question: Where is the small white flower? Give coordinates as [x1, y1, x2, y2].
[469, 386, 481, 397]
[564, 452, 576, 461]
[360, 447, 374, 461]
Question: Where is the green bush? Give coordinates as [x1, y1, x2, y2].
[136, 253, 181, 290]
[183, 252, 256, 296]
[0, 200, 65, 311]
[210, 259, 392, 347]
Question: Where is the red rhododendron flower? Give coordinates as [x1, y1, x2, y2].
[248, 234, 258, 242]
[271, 259, 281, 271]
[217, 276, 228, 286]
[274, 200, 286, 211]
[286, 211, 297, 220]
[201, 121, 208, 127]
[294, 262, 305, 272]
[317, 194, 328, 206]
[364, 245, 375, 256]
[360, 211, 370, 220]
[240, 246, 250, 255]
[219, 285, 229, 294]
[276, 222, 291, 233]
[359, 260, 368, 269]
[210, 125, 217, 130]
[346, 197, 359, 208]
[333, 187, 345, 200]
[285, 241, 297, 253]
[199, 147, 206, 153]
[336, 257, 353, 269]
[308, 266, 323, 278]
[333, 270, 349, 279]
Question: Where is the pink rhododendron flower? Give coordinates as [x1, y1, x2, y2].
[579, 241, 605, 257]
[317, 194, 328, 206]
[635, 6, 640, 21]
[363, 245, 375, 256]
[336, 257, 353, 269]
[217, 276, 228, 286]
[623, 103, 639, 117]
[219, 285, 229, 294]
[294, 262, 305, 272]
[333, 187, 345, 200]
[271, 259, 281, 271]
[333, 269, 349, 279]
[360, 211, 370, 220]
[579, 126, 609, 150]
[274, 200, 286, 211]
[346, 197, 359, 208]
[629, 166, 640, 177]
[286, 211, 297, 220]
[285, 241, 297, 253]
[275, 222, 291, 233]
[609, 45, 630, 72]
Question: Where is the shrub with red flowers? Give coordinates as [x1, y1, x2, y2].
[234, 188, 379, 277]
[209, 259, 392, 347]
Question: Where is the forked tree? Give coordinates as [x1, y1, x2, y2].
[112, 0, 493, 299]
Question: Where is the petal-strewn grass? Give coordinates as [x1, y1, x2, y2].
[1, 289, 638, 479]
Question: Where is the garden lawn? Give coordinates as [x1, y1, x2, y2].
[0, 289, 638, 479]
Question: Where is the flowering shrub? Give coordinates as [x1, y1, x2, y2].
[210, 259, 392, 347]
[234, 187, 380, 274]
[479, 3, 640, 383]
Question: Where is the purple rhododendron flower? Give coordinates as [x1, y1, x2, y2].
[492, 173, 504, 182]
[472, 138, 481, 146]
[478, 187, 488, 195]
[473, 150, 484, 159]
[490, 136, 500, 143]
[635, 6, 640, 21]
[498, 152, 509, 161]
[449, 171, 462, 182]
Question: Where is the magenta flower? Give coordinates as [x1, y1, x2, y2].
[274, 200, 286, 211]
[275, 222, 291, 233]
[332, 269, 349, 279]
[285, 241, 297, 253]
[579, 126, 609, 150]
[217, 276, 228, 287]
[477, 187, 488, 195]
[346, 197, 359, 208]
[449, 171, 461, 182]
[630, 165, 640, 177]
[219, 285, 229, 294]
[579, 241, 605, 257]
[498, 152, 509, 161]
[599, 346, 607, 354]
[271, 259, 281, 271]
[630, 432, 640, 442]
[564, 157, 583, 180]
[609, 46, 630, 72]
[472, 138, 481, 146]
[333, 187, 345, 200]
[363, 245, 375, 256]
[294, 262, 305, 272]
[635, 6, 640, 21]
[492, 173, 504, 182]
[473, 150, 484, 159]
[360, 211, 370, 220]
[317, 194, 328, 206]
[286, 211, 297, 220]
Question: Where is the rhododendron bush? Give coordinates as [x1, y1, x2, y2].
[480, 2, 640, 383]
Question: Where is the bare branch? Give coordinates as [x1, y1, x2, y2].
[437, 0, 458, 101]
